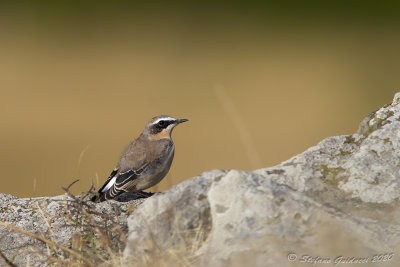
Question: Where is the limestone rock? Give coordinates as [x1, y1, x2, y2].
[0, 193, 144, 266]
[124, 93, 400, 267]
[256, 93, 400, 221]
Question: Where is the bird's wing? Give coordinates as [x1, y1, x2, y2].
[97, 160, 151, 200]
[114, 140, 173, 192]
[117, 137, 152, 168]
[97, 168, 118, 193]
[94, 138, 170, 201]
[96, 138, 148, 192]
[114, 162, 149, 190]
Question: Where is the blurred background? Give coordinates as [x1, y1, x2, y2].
[0, 1, 399, 197]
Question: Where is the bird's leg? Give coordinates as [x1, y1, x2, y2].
[135, 191, 154, 198]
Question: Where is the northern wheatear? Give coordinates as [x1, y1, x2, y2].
[91, 115, 188, 202]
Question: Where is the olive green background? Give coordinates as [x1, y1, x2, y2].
[1, 1, 399, 197]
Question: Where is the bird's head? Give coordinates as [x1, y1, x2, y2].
[144, 115, 188, 140]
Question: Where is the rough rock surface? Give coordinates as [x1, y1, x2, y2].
[0, 193, 145, 266]
[124, 93, 400, 267]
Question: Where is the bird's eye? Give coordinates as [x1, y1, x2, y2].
[157, 121, 165, 127]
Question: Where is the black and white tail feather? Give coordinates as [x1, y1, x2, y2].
[91, 165, 147, 202]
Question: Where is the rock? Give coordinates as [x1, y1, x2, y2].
[0, 193, 145, 266]
[124, 93, 400, 267]
[123, 170, 225, 261]
[256, 93, 400, 222]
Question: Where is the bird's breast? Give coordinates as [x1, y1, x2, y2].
[135, 142, 175, 190]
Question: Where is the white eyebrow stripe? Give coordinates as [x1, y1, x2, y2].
[152, 117, 176, 125]
[102, 176, 116, 192]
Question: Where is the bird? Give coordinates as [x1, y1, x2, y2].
[91, 115, 188, 202]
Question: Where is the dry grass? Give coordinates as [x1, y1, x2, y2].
[0, 181, 127, 266]
[0, 181, 208, 267]
[123, 214, 208, 267]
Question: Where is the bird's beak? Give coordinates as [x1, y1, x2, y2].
[176, 119, 188, 124]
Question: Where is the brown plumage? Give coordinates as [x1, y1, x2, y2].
[91, 115, 188, 202]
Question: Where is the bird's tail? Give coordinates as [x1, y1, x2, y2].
[90, 187, 126, 202]
[91, 169, 119, 202]
[90, 192, 104, 202]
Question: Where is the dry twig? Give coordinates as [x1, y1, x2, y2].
[0, 250, 17, 267]
[0, 221, 94, 266]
